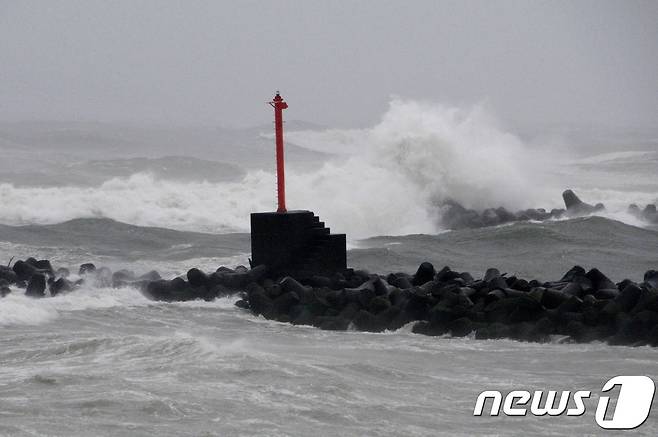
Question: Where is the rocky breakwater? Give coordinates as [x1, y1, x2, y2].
[440, 188, 658, 229]
[0, 257, 165, 298]
[4, 256, 658, 347]
[232, 263, 658, 346]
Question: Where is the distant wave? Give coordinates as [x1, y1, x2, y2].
[0, 100, 656, 237]
[574, 150, 658, 165]
[0, 156, 245, 188]
[352, 216, 658, 281]
[0, 218, 250, 265]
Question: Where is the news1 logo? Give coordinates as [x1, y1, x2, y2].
[473, 376, 655, 430]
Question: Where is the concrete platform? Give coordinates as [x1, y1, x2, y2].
[250, 210, 346, 278]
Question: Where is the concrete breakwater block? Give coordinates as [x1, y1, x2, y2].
[250, 210, 346, 279]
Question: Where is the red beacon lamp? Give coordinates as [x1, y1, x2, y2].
[269, 92, 289, 213]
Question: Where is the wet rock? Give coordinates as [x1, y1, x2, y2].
[485, 289, 506, 305]
[143, 278, 195, 302]
[207, 283, 231, 300]
[644, 270, 658, 290]
[562, 189, 604, 215]
[610, 315, 646, 346]
[79, 263, 96, 275]
[187, 268, 208, 287]
[209, 265, 266, 290]
[133, 261, 658, 346]
[50, 277, 74, 296]
[615, 283, 642, 312]
[561, 266, 586, 282]
[308, 275, 332, 288]
[585, 268, 616, 291]
[0, 265, 18, 284]
[25, 273, 46, 298]
[13, 260, 37, 282]
[528, 317, 555, 341]
[509, 278, 530, 292]
[246, 283, 272, 316]
[561, 282, 583, 297]
[35, 260, 54, 276]
[449, 317, 473, 337]
[565, 320, 588, 342]
[368, 296, 391, 314]
[540, 288, 569, 309]
[413, 262, 435, 286]
[144, 280, 172, 301]
[557, 296, 583, 313]
[631, 288, 658, 313]
[235, 299, 250, 310]
[389, 274, 413, 289]
[372, 277, 389, 296]
[594, 288, 618, 300]
[483, 268, 501, 284]
[0, 285, 10, 297]
[354, 310, 385, 332]
[272, 291, 301, 316]
[412, 320, 446, 336]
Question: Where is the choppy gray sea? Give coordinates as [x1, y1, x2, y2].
[1, 121, 657, 435]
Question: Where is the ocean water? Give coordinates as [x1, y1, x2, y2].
[1, 101, 657, 435]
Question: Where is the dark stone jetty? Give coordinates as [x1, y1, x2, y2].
[3, 256, 658, 346]
[440, 189, 657, 229]
[227, 263, 658, 347]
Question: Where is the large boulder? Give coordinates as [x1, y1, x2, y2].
[0, 266, 18, 284]
[560, 265, 586, 282]
[246, 283, 273, 316]
[50, 277, 74, 296]
[25, 273, 46, 298]
[79, 263, 96, 275]
[144, 278, 197, 301]
[13, 260, 37, 282]
[585, 268, 616, 291]
[413, 262, 436, 286]
[272, 292, 301, 317]
[562, 189, 604, 215]
[615, 283, 642, 312]
[449, 317, 474, 337]
[644, 270, 658, 290]
[207, 265, 267, 291]
[35, 260, 54, 276]
[187, 268, 208, 287]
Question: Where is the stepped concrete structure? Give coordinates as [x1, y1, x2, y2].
[251, 211, 346, 278]
[250, 93, 347, 278]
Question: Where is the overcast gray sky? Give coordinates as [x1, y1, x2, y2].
[1, 0, 656, 129]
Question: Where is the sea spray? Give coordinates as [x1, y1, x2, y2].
[0, 100, 655, 237]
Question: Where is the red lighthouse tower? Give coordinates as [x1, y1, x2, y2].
[250, 92, 346, 279]
[269, 92, 288, 213]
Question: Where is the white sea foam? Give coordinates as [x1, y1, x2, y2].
[0, 100, 563, 237]
[0, 99, 655, 237]
[0, 286, 151, 327]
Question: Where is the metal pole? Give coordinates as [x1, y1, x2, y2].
[270, 92, 288, 213]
